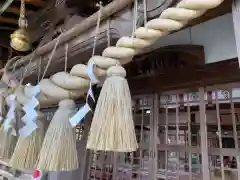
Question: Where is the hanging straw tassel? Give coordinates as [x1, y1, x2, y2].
[9, 111, 45, 170]
[87, 65, 138, 152]
[0, 95, 6, 126]
[37, 99, 78, 171]
[0, 103, 21, 159]
[0, 94, 6, 147]
[0, 128, 17, 159]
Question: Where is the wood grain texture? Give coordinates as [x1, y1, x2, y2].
[129, 58, 240, 95]
[232, 0, 240, 67]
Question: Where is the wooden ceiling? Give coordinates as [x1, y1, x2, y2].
[0, 0, 46, 32]
[0, 0, 49, 66]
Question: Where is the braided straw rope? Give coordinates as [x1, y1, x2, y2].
[15, 0, 224, 106]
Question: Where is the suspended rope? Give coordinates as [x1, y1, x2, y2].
[0, 0, 14, 16]
[37, 57, 42, 84]
[143, 0, 147, 26]
[41, 36, 61, 81]
[107, 18, 111, 47]
[92, 1, 103, 57]
[70, 2, 103, 127]
[64, 44, 69, 72]
[10, 0, 31, 52]
[132, 0, 138, 37]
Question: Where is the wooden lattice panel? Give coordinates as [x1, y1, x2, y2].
[86, 83, 240, 180]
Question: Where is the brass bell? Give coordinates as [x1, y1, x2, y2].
[10, 28, 31, 52]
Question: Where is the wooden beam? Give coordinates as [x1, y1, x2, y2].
[128, 59, 240, 95]
[126, 45, 205, 78]
[199, 87, 210, 180]
[233, 0, 240, 67]
[187, 0, 232, 28]
[135, 45, 205, 64]
[25, 0, 45, 7]
[28, 0, 70, 43]
[0, 26, 15, 31]
[0, 17, 18, 24]
[6, 7, 35, 15]
[7, 0, 133, 69]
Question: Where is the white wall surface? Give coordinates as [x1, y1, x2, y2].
[142, 13, 238, 64]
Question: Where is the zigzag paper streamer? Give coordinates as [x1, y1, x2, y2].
[4, 94, 17, 136]
[70, 61, 98, 127]
[19, 85, 40, 137]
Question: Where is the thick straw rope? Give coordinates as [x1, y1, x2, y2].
[14, 0, 224, 105]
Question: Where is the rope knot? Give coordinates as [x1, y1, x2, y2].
[107, 65, 126, 78]
[96, 1, 103, 8]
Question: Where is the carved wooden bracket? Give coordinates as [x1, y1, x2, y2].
[129, 57, 240, 95]
[126, 45, 205, 79]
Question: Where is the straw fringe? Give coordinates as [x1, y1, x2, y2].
[87, 75, 138, 152]
[10, 128, 44, 170]
[0, 95, 6, 126]
[0, 127, 17, 159]
[37, 99, 78, 171]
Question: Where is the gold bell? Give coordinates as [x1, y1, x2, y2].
[10, 28, 31, 52]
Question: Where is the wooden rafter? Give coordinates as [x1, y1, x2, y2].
[0, 17, 18, 24]
[0, 26, 16, 30]
[24, 0, 45, 7]
[6, 7, 34, 15]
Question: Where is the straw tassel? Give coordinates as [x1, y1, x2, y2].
[0, 94, 6, 147]
[10, 111, 45, 170]
[87, 65, 138, 152]
[37, 99, 78, 171]
[0, 128, 18, 159]
[0, 107, 20, 159]
[0, 95, 6, 126]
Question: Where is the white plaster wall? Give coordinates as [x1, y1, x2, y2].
[142, 13, 238, 64]
[191, 13, 237, 63]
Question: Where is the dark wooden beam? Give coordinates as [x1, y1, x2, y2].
[126, 45, 205, 78]
[23, 0, 45, 7]
[0, 30, 11, 48]
[27, 0, 71, 43]
[0, 17, 18, 24]
[187, 0, 232, 27]
[6, 7, 35, 15]
[129, 59, 240, 95]
[135, 45, 205, 64]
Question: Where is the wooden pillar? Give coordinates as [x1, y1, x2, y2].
[199, 87, 210, 180]
[79, 114, 92, 180]
[232, 0, 240, 67]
